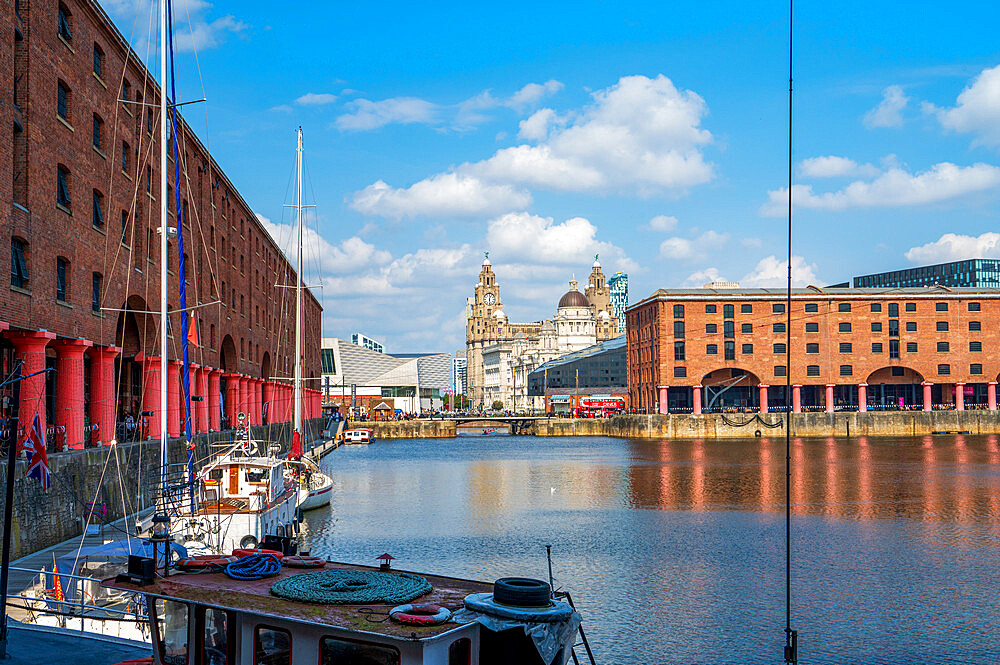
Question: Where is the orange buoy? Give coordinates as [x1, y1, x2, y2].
[175, 555, 238, 571]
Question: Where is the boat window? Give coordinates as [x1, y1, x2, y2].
[319, 636, 400, 665]
[247, 468, 268, 483]
[254, 625, 291, 665]
[199, 607, 233, 665]
[155, 599, 189, 665]
[448, 638, 471, 665]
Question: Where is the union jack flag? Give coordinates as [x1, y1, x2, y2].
[17, 413, 50, 491]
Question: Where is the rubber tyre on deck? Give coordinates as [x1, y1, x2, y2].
[493, 577, 551, 607]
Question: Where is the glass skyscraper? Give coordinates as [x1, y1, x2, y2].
[853, 259, 1000, 288]
[609, 272, 629, 333]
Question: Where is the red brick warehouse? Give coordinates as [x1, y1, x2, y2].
[1, 0, 323, 449]
[626, 287, 1000, 414]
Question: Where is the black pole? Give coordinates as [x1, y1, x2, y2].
[0, 363, 23, 658]
[784, 0, 798, 662]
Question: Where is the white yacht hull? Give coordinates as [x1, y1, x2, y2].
[297, 471, 333, 511]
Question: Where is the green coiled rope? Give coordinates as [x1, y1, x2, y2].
[270, 570, 432, 605]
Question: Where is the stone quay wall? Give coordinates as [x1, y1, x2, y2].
[355, 420, 458, 439]
[5, 419, 325, 560]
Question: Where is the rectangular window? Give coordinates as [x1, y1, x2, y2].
[58, 4, 73, 41]
[905, 321, 916, 332]
[805, 322, 819, 333]
[92, 114, 102, 150]
[673, 320, 684, 339]
[92, 191, 104, 228]
[673, 366, 687, 378]
[319, 636, 400, 665]
[706, 323, 717, 334]
[724, 304, 734, 318]
[724, 341, 735, 361]
[742, 343, 754, 355]
[936, 321, 948, 332]
[154, 600, 188, 665]
[840, 365, 853, 377]
[57, 166, 71, 208]
[872, 321, 883, 333]
[772, 322, 785, 333]
[254, 626, 290, 665]
[888, 320, 899, 336]
[971, 341, 982, 352]
[938, 364, 950, 376]
[969, 302, 981, 312]
[889, 339, 899, 359]
[888, 302, 899, 317]
[57, 81, 69, 120]
[741, 304, 752, 314]
[774, 365, 787, 377]
[806, 343, 819, 354]
[906, 342, 917, 353]
[121, 141, 129, 173]
[871, 342, 883, 353]
[905, 302, 916, 312]
[935, 302, 948, 312]
[969, 321, 981, 331]
[92, 44, 103, 77]
[706, 344, 718, 355]
[840, 342, 852, 353]
[773, 303, 785, 313]
[147, 108, 154, 134]
[742, 323, 753, 333]
[11, 239, 29, 288]
[674, 341, 685, 361]
[838, 303, 851, 312]
[839, 322, 851, 333]
[56, 258, 67, 301]
[673, 304, 684, 319]
[805, 303, 818, 313]
[807, 365, 820, 377]
[870, 303, 881, 312]
[971, 364, 983, 376]
[200, 608, 233, 665]
[723, 320, 734, 339]
[936, 341, 949, 352]
[705, 304, 716, 314]
[91, 272, 101, 312]
[773, 343, 786, 354]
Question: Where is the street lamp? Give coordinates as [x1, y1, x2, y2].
[151, 513, 172, 576]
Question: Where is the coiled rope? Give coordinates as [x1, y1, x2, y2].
[225, 553, 282, 580]
[270, 570, 431, 605]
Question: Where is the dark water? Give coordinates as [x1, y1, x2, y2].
[301, 434, 1000, 664]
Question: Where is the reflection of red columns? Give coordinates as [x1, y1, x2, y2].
[759, 384, 769, 414]
[223, 373, 239, 427]
[857, 383, 868, 412]
[52, 338, 93, 449]
[194, 366, 209, 433]
[989, 382, 997, 411]
[88, 345, 120, 445]
[657, 385, 669, 414]
[825, 384, 835, 413]
[691, 385, 702, 414]
[208, 369, 222, 430]
[167, 360, 182, 437]
[138, 355, 162, 439]
[238, 375, 249, 422]
[792, 385, 801, 413]
[263, 381, 274, 424]
[8, 331, 56, 445]
[922, 382, 933, 411]
[955, 383, 965, 411]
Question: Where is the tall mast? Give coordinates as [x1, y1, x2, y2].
[293, 127, 303, 435]
[158, 0, 169, 503]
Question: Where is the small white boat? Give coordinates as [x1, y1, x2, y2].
[294, 456, 333, 511]
[343, 428, 373, 444]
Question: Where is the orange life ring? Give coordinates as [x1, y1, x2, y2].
[282, 555, 326, 568]
[175, 555, 238, 570]
[389, 603, 452, 626]
[233, 548, 284, 560]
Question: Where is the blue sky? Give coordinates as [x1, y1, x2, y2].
[106, 0, 1000, 352]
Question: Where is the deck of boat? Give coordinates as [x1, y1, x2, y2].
[104, 561, 492, 639]
[4, 621, 150, 664]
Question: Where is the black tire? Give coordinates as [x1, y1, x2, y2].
[239, 534, 258, 549]
[493, 577, 551, 607]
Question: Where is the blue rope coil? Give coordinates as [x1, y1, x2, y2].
[225, 553, 282, 580]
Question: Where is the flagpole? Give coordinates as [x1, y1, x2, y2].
[0, 363, 28, 657]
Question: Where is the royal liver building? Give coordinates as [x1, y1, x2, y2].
[465, 254, 620, 410]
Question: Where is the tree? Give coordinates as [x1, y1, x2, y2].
[491, 400, 504, 411]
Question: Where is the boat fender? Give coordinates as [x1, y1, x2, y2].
[233, 547, 284, 560]
[389, 603, 452, 626]
[282, 555, 326, 568]
[493, 577, 551, 607]
[175, 555, 238, 571]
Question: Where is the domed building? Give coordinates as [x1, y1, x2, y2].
[467, 255, 620, 410]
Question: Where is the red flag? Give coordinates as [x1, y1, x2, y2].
[49, 564, 65, 603]
[187, 312, 199, 346]
[290, 431, 302, 460]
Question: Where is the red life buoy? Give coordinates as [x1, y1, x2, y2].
[175, 555, 238, 571]
[389, 603, 452, 626]
[282, 555, 326, 568]
[233, 548, 284, 560]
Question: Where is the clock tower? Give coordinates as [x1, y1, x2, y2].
[466, 254, 504, 408]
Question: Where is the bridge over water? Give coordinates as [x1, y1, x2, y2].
[432, 415, 549, 434]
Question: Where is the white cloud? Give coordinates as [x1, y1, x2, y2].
[255, 214, 390, 276]
[295, 92, 338, 106]
[863, 85, 909, 129]
[336, 97, 441, 131]
[506, 80, 564, 112]
[740, 255, 821, 287]
[104, 0, 247, 54]
[798, 156, 880, 178]
[761, 162, 1000, 216]
[648, 215, 678, 231]
[905, 232, 1000, 264]
[485, 212, 635, 269]
[927, 64, 1000, 146]
[518, 108, 559, 141]
[658, 230, 728, 260]
[683, 268, 726, 287]
[350, 174, 531, 219]
[354, 75, 715, 216]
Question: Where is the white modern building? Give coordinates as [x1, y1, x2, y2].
[351, 332, 385, 354]
[453, 351, 467, 395]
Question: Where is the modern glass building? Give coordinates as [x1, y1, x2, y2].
[527, 335, 626, 397]
[351, 332, 385, 353]
[609, 272, 629, 333]
[453, 352, 467, 395]
[854, 259, 1000, 288]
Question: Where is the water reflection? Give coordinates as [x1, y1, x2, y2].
[306, 435, 1000, 664]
